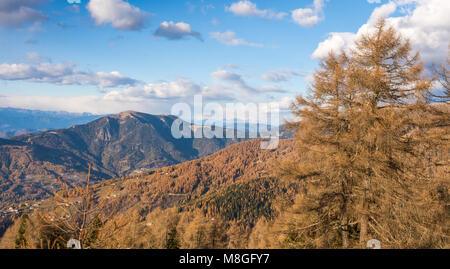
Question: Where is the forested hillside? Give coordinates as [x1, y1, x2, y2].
[0, 111, 246, 207]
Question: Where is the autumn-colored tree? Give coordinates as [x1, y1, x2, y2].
[282, 19, 447, 248]
[14, 214, 28, 249]
[37, 164, 114, 249]
[432, 47, 450, 103]
[165, 227, 180, 249]
[84, 215, 102, 248]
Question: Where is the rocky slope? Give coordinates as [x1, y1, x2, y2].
[0, 111, 245, 207]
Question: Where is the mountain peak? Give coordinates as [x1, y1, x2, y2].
[110, 111, 178, 124]
[110, 110, 145, 122]
[116, 110, 140, 117]
[0, 110, 247, 207]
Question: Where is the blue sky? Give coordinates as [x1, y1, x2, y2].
[0, 0, 448, 117]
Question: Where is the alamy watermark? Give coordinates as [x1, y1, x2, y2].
[170, 95, 280, 149]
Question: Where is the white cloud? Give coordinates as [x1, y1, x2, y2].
[211, 69, 288, 94]
[87, 0, 148, 31]
[367, 0, 382, 3]
[368, 1, 397, 25]
[312, 0, 450, 65]
[0, 76, 292, 115]
[210, 69, 255, 94]
[276, 96, 295, 110]
[226, 0, 329, 27]
[0, 95, 169, 115]
[87, 71, 138, 88]
[291, 0, 328, 27]
[0, 57, 292, 114]
[312, 32, 357, 59]
[0, 0, 48, 28]
[211, 69, 242, 81]
[103, 77, 243, 103]
[108, 78, 202, 100]
[0, 89, 237, 116]
[210, 31, 263, 47]
[261, 68, 307, 82]
[0, 55, 138, 89]
[200, 84, 237, 101]
[225, 1, 287, 19]
[154, 21, 202, 41]
[259, 85, 287, 93]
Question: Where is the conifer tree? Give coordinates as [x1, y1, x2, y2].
[165, 227, 180, 249]
[84, 215, 103, 248]
[284, 19, 446, 248]
[37, 164, 114, 249]
[15, 214, 28, 249]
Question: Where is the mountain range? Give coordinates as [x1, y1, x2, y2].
[0, 110, 248, 207]
[0, 107, 102, 138]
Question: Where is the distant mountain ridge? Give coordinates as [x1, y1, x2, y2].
[0, 107, 102, 138]
[0, 111, 246, 207]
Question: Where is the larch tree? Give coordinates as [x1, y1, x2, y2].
[283, 19, 446, 248]
[37, 164, 115, 248]
[432, 47, 449, 103]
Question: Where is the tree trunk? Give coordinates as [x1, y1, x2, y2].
[341, 216, 349, 248]
[359, 180, 369, 247]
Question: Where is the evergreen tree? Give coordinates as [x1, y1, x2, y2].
[84, 215, 103, 248]
[15, 214, 28, 249]
[282, 19, 446, 248]
[165, 227, 180, 249]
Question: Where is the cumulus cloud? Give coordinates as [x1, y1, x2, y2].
[0, 73, 292, 114]
[103, 77, 241, 103]
[210, 31, 263, 47]
[226, 0, 329, 27]
[211, 69, 287, 94]
[0, 88, 235, 115]
[0, 0, 48, 28]
[154, 21, 202, 41]
[291, 0, 328, 27]
[107, 78, 203, 100]
[261, 68, 307, 82]
[0, 94, 169, 115]
[74, 77, 240, 110]
[258, 85, 287, 93]
[87, 0, 149, 31]
[0, 76, 242, 115]
[312, 0, 450, 65]
[312, 32, 357, 59]
[211, 69, 243, 81]
[225, 0, 287, 19]
[87, 71, 138, 88]
[211, 69, 255, 94]
[0, 54, 138, 89]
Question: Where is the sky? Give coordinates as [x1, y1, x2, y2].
[0, 0, 448, 120]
